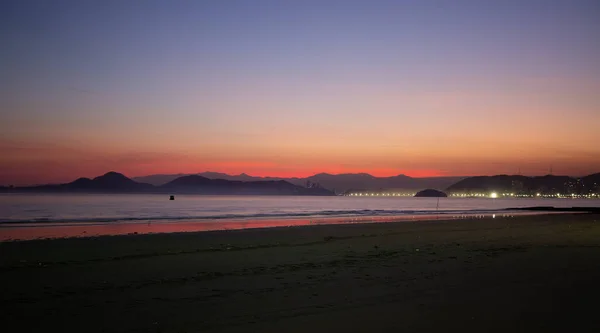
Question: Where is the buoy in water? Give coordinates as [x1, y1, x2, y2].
[169, 195, 175, 200]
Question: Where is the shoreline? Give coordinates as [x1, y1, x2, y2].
[0, 208, 587, 242]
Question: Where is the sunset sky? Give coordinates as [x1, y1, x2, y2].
[2, 0, 600, 185]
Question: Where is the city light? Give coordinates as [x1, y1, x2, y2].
[347, 191, 599, 199]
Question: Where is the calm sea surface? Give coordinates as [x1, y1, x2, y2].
[1, 194, 598, 223]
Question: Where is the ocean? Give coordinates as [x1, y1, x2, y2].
[1, 193, 598, 224]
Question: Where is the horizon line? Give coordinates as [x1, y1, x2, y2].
[6, 170, 598, 188]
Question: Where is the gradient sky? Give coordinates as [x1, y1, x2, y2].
[2, 0, 600, 185]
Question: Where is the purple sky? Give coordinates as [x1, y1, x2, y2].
[1, 0, 600, 185]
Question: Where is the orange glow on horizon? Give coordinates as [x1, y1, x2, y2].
[1, 137, 599, 185]
[2, 1, 600, 187]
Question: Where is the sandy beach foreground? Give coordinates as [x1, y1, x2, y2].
[2, 213, 600, 332]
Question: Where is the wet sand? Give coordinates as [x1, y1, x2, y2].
[2, 213, 600, 332]
[0, 211, 552, 241]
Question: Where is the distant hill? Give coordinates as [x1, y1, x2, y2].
[160, 175, 333, 195]
[11, 172, 155, 193]
[129, 173, 191, 186]
[132, 172, 287, 185]
[133, 172, 464, 192]
[303, 173, 463, 193]
[582, 173, 600, 186]
[198, 172, 277, 182]
[3, 172, 334, 196]
[446, 174, 598, 195]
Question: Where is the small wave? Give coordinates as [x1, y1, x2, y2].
[0, 208, 514, 224]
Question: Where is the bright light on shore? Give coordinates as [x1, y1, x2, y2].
[490, 192, 498, 199]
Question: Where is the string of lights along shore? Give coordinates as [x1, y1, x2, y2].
[346, 192, 599, 199]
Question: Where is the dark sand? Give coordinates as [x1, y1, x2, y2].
[2, 213, 600, 332]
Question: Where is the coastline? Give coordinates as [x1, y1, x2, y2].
[2, 213, 600, 332]
[0, 209, 578, 242]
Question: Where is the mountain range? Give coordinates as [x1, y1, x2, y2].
[446, 173, 600, 195]
[160, 175, 332, 195]
[2, 172, 599, 196]
[2, 172, 334, 196]
[133, 172, 466, 193]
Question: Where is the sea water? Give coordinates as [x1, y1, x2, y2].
[1, 193, 597, 223]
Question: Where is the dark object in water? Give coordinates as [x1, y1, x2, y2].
[414, 189, 447, 197]
[169, 195, 175, 200]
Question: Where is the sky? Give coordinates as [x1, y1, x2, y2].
[1, 0, 600, 185]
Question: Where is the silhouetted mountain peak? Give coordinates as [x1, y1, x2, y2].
[312, 173, 333, 177]
[94, 172, 130, 182]
[199, 171, 228, 177]
[70, 177, 93, 185]
[164, 175, 211, 186]
[389, 174, 411, 179]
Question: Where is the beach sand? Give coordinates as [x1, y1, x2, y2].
[2, 213, 600, 332]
